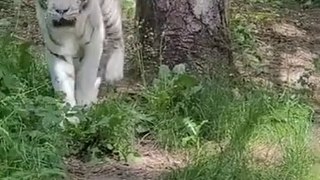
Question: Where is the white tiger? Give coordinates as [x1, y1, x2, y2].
[34, 0, 124, 107]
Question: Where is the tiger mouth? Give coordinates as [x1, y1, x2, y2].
[52, 18, 76, 27]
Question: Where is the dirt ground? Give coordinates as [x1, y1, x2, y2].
[66, 141, 188, 180]
[1, 0, 320, 179]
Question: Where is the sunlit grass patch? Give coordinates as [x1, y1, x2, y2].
[163, 88, 313, 180]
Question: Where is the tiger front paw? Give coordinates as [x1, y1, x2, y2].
[105, 68, 124, 84]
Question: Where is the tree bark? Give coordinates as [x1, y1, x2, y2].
[136, 0, 232, 76]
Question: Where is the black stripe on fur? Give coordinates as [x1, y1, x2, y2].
[46, 24, 62, 46]
[47, 48, 67, 61]
[39, 0, 47, 10]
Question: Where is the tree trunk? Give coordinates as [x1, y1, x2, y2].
[136, 0, 232, 76]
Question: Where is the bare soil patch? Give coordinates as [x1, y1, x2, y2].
[67, 141, 188, 180]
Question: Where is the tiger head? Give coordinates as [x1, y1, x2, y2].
[37, 0, 89, 27]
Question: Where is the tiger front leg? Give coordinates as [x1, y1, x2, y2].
[46, 50, 76, 107]
[75, 27, 104, 107]
[104, 43, 124, 84]
[102, 34, 125, 84]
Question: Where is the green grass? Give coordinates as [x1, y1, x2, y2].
[0, 0, 317, 178]
[121, 0, 136, 19]
[0, 34, 315, 179]
[164, 91, 313, 180]
[0, 35, 67, 179]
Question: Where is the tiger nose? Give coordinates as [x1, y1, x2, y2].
[55, 8, 69, 15]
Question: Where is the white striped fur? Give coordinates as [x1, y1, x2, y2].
[34, 0, 124, 107]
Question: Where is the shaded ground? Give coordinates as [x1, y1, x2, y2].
[257, 8, 320, 94]
[1, 0, 320, 179]
[67, 141, 188, 180]
[241, 2, 320, 170]
[236, 3, 320, 172]
[234, 4, 320, 92]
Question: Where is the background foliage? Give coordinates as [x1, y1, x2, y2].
[0, 0, 318, 179]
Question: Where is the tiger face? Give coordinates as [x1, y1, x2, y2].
[38, 0, 89, 27]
